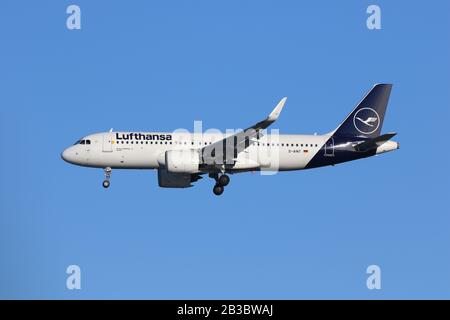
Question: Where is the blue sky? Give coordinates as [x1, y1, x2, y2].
[0, 0, 449, 299]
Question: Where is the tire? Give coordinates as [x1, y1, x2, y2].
[218, 174, 230, 187]
[213, 184, 224, 196]
[102, 180, 110, 188]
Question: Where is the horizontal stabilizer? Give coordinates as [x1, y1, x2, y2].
[354, 133, 397, 152]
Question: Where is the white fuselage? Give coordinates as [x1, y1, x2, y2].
[61, 131, 332, 172]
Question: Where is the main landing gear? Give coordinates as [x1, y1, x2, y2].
[210, 173, 230, 196]
[102, 167, 111, 188]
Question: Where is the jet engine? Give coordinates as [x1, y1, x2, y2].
[165, 149, 200, 173]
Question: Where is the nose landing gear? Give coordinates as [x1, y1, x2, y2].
[210, 173, 230, 196]
[102, 167, 112, 188]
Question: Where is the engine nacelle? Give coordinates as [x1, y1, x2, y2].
[158, 169, 192, 188]
[165, 149, 200, 173]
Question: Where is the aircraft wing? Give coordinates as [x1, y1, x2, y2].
[201, 97, 287, 167]
[354, 133, 397, 152]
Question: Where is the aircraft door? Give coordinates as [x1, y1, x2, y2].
[324, 137, 334, 157]
[103, 133, 113, 152]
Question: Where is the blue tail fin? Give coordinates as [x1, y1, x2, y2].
[333, 84, 392, 138]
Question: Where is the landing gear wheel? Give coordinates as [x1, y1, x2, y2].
[103, 167, 112, 189]
[218, 174, 230, 187]
[213, 184, 224, 196]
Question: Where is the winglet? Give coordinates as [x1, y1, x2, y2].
[267, 97, 287, 122]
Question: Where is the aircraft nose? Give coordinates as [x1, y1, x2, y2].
[61, 147, 76, 164]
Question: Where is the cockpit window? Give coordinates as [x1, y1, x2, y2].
[74, 139, 91, 145]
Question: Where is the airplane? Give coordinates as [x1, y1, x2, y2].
[61, 84, 399, 195]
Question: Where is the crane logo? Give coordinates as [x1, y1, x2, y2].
[353, 107, 380, 135]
